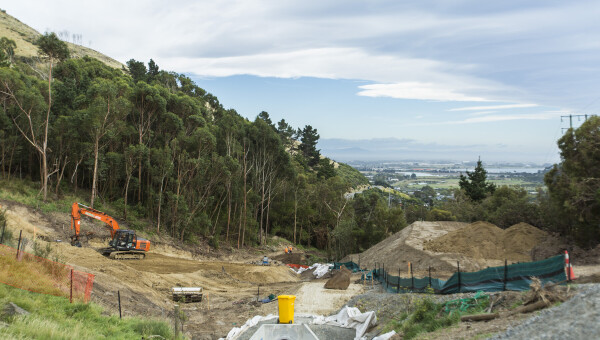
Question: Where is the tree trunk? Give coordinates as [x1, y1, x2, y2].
[42, 58, 53, 201]
[226, 183, 231, 242]
[55, 155, 67, 195]
[91, 136, 99, 208]
[124, 173, 131, 220]
[294, 189, 298, 244]
[265, 189, 272, 243]
[242, 148, 247, 248]
[156, 175, 165, 234]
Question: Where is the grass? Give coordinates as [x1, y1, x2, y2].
[382, 296, 490, 340]
[0, 252, 67, 297]
[0, 283, 176, 339]
[0, 10, 123, 69]
[394, 177, 538, 192]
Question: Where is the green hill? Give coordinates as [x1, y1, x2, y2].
[0, 9, 123, 69]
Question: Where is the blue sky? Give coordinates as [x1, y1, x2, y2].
[5, 1, 600, 163]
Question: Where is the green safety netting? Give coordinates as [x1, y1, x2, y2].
[333, 261, 362, 272]
[372, 254, 567, 294]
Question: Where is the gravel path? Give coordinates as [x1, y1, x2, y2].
[490, 283, 600, 340]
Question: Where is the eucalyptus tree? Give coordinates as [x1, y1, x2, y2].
[85, 77, 131, 207]
[35, 33, 69, 200]
[0, 68, 48, 191]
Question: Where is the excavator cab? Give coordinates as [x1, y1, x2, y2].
[110, 230, 135, 249]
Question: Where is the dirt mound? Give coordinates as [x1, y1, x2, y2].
[272, 252, 304, 265]
[425, 221, 505, 260]
[504, 223, 549, 261]
[424, 222, 550, 262]
[324, 267, 351, 290]
[347, 221, 474, 276]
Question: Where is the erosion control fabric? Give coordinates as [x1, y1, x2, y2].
[372, 254, 567, 294]
[333, 261, 361, 272]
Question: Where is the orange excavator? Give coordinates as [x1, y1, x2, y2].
[70, 202, 150, 259]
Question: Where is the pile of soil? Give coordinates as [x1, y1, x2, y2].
[425, 221, 505, 260]
[272, 252, 305, 265]
[530, 235, 600, 265]
[343, 221, 473, 277]
[324, 267, 351, 290]
[424, 222, 549, 262]
[504, 223, 551, 261]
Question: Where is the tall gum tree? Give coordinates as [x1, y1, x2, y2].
[86, 77, 131, 208]
[35, 32, 70, 201]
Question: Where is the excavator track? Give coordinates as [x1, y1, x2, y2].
[100, 248, 145, 260]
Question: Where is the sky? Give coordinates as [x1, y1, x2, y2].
[4, 1, 600, 164]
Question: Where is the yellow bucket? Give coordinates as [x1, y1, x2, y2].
[277, 295, 296, 324]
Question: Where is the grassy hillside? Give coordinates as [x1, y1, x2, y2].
[0, 283, 176, 339]
[0, 9, 123, 69]
[336, 163, 370, 188]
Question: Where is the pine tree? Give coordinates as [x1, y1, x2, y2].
[299, 125, 320, 167]
[459, 158, 496, 201]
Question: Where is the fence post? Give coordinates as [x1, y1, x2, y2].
[410, 263, 414, 291]
[428, 266, 432, 288]
[503, 259, 508, 291]
[457, 261, 461, 293]
[398, 267, 401, 293]
[174, 304, 180, 337]
[257, 285, 260, 302]
[118, 290, 122, 319]
[382, 263, 385, 287]
[16, 230, 22, 260]
[70, 269, 73, 303]
[0, 219, 5, 244]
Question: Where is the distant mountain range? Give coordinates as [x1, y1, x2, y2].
[319, 138, 553, 163]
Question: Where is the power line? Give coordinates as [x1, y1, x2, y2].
[560, 114, 592, 133]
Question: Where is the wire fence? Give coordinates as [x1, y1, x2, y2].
[0, 243, 94, 303]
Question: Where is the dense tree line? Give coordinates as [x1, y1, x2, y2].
[414, 125, 600, 247]
[0, 33, 399, 257]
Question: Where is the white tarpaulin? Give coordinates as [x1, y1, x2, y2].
[312, 306, 377, 340]
[221, 306, 378, 340]
[372, 330, 396, 340]
[288, 266, 310, 274]
[311, 263, 334, 278]
[222, 314, 278, 340]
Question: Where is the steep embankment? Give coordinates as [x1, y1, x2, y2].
[0, 10, 123, 69]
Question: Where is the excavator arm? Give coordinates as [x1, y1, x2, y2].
[70, 202, 120, 245]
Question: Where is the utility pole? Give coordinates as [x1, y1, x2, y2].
[561, 114, 590, 133]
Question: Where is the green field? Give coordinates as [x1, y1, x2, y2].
[392, 176, 542, 193]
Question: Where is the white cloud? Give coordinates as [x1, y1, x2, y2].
[446, 112, 559, 125]
[469, 111, 497, 116]
[164, 47, 508, 102]
[356, 82, 489, 102]
[449, 104, 539, 111]
[4, 1, 599, 107]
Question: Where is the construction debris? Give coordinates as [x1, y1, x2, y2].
[460, 313, 499, 322]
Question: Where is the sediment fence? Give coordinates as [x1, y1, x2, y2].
[343, 253, 568, 294]
[0, 243, 95, 302]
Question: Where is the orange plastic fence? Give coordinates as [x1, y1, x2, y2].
[0, 243, 95, 303]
